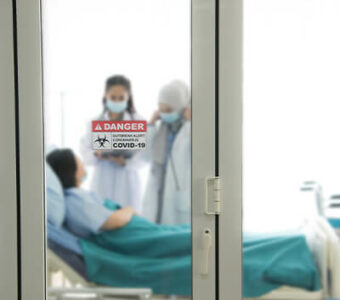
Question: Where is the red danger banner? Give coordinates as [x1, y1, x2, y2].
[92, 120, 147, 132]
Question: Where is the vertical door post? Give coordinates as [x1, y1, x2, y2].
[0, 0, 19, 298]
[219, 0, 243, 298]
[192, 0, 218, 298]
[16, 0, 46, 299]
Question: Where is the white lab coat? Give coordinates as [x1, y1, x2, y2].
[80, 111, 144, 212]
[143, 121, 191, 224]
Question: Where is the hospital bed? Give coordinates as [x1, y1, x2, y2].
[324, 191, 340, 237]
[244, 182, 340, 300]
[245, 217, 340, 300]
[47, 224, 152, 300]
[48, 250, 152, 300]
[48, 217, 340, 300]
[45, 161, 165, 299]
[46, 160, 340, 300]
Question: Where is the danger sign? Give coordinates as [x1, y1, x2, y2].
[91, 120, 147, 150]
[92, 121, 146, 132]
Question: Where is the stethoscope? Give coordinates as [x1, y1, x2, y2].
[170, 152, 180, 190]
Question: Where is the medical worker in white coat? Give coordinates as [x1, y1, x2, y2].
[80, 75, 144, 212]
[143, 81, 191, 224]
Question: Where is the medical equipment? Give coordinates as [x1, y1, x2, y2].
[300, 181, 326, 217]
[302, 181, 340, 238]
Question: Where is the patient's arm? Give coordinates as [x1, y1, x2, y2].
[101, 207, 136, 230]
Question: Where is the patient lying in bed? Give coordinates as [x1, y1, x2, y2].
[47, 148, 191, 295]
[47, 148, 144, 237]
[46, 148, 321, 297]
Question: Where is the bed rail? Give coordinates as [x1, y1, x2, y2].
[48, 287, 152, 300]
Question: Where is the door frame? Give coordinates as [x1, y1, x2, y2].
[10, 0, 244, 299]
[192, 0, 218, 297]
[15, 0, 46, 299]
[0, 0, 19, 299]
[218, 0, 243, 298]
[13, 0, 221, 299]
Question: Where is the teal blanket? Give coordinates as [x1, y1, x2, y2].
[81, 214, 191, 295]
[80, 201, 320, 296]
[328, 218, 340, 229]
[243, 233, 321, 297]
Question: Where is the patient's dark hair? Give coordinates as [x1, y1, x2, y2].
[47, 149, 77, 189]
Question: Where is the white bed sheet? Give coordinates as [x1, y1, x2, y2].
[245, 285, 323, 300]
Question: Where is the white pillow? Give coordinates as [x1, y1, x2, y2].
[46, 163, 65, 227]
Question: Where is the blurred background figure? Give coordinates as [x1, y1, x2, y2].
[143, 80, 191, 224]
[80, 75, 145, 212]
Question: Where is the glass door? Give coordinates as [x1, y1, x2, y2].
[238, 0, 340, 299]
[42, 1, 194, 298]
[13, 0, 220, 299]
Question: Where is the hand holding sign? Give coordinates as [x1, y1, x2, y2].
[109, 155, 126, 166]
[94, 150, 104, 159]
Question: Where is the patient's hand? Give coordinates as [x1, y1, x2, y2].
[101, 207, 136, 230]
[95, 152, 125, 166]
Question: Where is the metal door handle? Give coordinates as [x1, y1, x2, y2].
[201, 228, 212, 275]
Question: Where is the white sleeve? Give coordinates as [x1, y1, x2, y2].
[131, 112, 145, 121]
[124, 150, 147, 170]
[132, 123, 158, 165]
[124, 123, 158, 169]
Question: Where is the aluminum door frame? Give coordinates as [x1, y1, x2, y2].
[192, 0, 218, 298]
[0, 0, 19, 299]
[218, 0, 243, 299]
[14, 0, 218, 299]
[15, 0, 46, 299]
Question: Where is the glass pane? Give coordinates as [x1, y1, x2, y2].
[42, 1, 192, 298]
[244, 0, 340, 298]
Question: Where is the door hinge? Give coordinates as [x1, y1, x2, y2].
[205, 176, 222, 215]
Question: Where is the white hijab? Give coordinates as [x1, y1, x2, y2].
[152, 80, 190, 165]
[158, 80, 190, 112]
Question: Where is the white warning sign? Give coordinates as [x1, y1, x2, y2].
[92, 120, 147, 150]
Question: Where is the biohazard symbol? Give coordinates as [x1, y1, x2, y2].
[94, 135, 110, 148]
